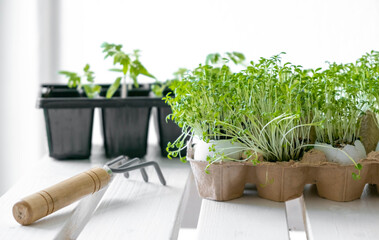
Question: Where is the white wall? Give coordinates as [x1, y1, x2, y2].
[0, 0, 44, 195]
[58, 0, 379, 83]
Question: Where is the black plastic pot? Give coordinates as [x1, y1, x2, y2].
[100, 85, 152, 158]
[39, 86, 94, 159]
[154, 88, 187, 157]
[156, 106, 186, 156]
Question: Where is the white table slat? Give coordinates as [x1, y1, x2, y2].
[196, 187, 289, 240]
[0, 145, 191, 240]
[78, 152, 191, 240]
[303, 184, 379, 240]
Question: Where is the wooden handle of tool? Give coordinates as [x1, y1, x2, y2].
[12, 167, 111, 225]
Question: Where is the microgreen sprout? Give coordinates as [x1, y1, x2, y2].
[166, 50, 379, 177]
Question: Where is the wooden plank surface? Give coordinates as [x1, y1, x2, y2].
[303, 184, 379, 240]
[77, 146, 191, 240]
[196, 186, 289, 240]
[0, 145, 190, 240]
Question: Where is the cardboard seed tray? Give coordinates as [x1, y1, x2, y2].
[188, 147, 379, 202]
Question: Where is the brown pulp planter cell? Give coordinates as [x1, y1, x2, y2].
[315, 164, 367, 202]
[189, 161, 248, 201]
[188, 148, 379, 202]
[253, 163, 308, 202]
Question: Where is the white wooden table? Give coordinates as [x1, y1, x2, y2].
[1, 144, 379, 240]
[196, 186, 290, 240]
[195, 183, 379, 240]
[0, 145, 191, 240]
[303, 184, 379, 240]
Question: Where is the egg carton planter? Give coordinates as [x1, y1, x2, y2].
[188, 143, 379, 202]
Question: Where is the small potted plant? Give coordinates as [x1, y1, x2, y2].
[308, 54, 379, 201]
[165, 62, 247, 162]
[39, 64, 99, 159]
[100, 42, 156, 158]
[160, 52, 246, 158]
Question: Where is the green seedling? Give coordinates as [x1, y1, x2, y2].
[164, 50, 379, 181]
[101, 42, 155, 98]
[152, 68, 189, 97]
[59, 64, 101, 98]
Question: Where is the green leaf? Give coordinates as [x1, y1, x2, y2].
[83, 84, 101, 98]
[355, 163, 362, 170]
[83, 64, 90, 72]
[59, 71, 81, 88]
[58, 70, 75, 76]
[352, 173, 361, 180]
[83, 64, 95, 83]
[132, 60, 156, 78]
[106, 77, 121, 98]
[109, 68, 123, 72]
[232, 51, 246, 62]
[205, 53, 221, 65]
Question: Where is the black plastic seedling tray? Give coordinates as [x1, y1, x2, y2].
[38, 86, 94, 159]
[155, 106, 186, 157]
[98, 87, 153, 158]
[154, 88, 186, 157]
[37, 84, 169, 160]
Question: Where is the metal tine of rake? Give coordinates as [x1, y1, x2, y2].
[106, 156, 148, 182]
[120, 158, 148, 182]
[106, 156, 166, 186]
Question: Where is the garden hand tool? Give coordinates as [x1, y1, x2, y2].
[12, 156, 166, 226]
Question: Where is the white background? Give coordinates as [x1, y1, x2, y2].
[58, 0, 379, 83]
[1, 0, 379, 196]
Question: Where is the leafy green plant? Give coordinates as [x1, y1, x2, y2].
[311, 51, 379, 146]
[101, 42, 155, 98]
[309, 51, 379, 180]
[219, 54, 319, 163]
[166, 51, 379, 180]
[165, 53, 317, 166]
[152, 68, 189, 97]
[164, 63, 238, 162]
[59, 64, 101, 98]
